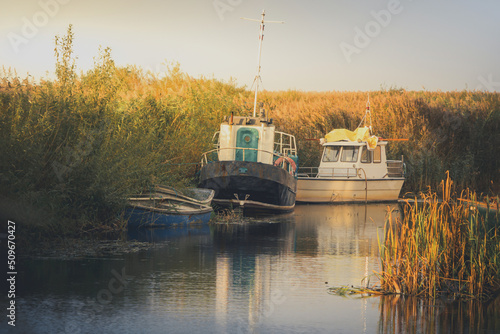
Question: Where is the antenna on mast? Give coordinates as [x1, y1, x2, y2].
[241, 10, 284, 117]
[358, 93, 373, 131]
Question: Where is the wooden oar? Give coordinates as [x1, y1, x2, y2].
[155, 185, 214, 205]
[129, 193, 206, 207]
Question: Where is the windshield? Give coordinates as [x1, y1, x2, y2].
[322, 146, 341, 162]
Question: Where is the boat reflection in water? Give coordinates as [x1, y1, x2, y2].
[127, 222, 211, 242]
[209, 203, 401, 333]
[293, 203, 398, 257]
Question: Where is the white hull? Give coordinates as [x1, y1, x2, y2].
[296, 177, 404, 203]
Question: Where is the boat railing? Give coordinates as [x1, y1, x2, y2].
[297, 167, 318, 178]
[298, 167, 359, 178]
[201, 147, 291, 169]
[386, 160, 405, 178]
[317, 167, 359, 178]
[211, 131, 220, 149]
[275, 131, 297, 156]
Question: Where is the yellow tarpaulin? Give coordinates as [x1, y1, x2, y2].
[324, 126, 378, 150]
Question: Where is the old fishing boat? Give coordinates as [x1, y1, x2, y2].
[198, 11, 298, 213]
[126, 188, 214, 228]
[296, 102, 405, 203]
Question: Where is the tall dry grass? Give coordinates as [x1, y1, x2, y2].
[377, 173, 500, 300]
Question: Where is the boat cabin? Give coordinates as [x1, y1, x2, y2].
[202, 111, 298, 170]
[296, 122, 405, 203]
[298, 126, 405, 180]
[317, 140, 404, 179]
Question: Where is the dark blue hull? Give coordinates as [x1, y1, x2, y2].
[198, 160, 297, 213]
[126, 206, 212, 229]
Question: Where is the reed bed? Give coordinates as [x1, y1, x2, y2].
[378, 174, 500, 300]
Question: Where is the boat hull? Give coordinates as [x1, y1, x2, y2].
[126, 206, 212, 228]
[126, 191, 213, 229]
[296, 177, 404, 203]
[199, 161, 297, 213]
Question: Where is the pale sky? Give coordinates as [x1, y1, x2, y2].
[1, 0, 500, 92]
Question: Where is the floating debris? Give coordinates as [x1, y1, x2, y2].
[328, 285, 388, 298]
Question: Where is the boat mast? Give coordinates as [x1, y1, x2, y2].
[242, 10, 284, 117]
[358, 93, 373, 132]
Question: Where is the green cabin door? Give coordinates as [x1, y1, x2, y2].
[235, 128, 259, 162]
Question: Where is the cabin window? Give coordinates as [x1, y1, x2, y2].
[341, 147, 359, 162]
[373, 146, 381, 163]
[361, 146, 372, 163]
[322, 146, 340, 162]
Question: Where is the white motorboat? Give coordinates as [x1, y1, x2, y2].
[296, 103, 405, 203]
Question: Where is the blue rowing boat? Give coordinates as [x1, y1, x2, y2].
[126, 188, 214, 228]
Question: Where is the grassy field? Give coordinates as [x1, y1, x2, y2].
[1, 26, 499, 239]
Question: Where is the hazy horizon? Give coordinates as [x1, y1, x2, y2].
[2, 0, 500, 92]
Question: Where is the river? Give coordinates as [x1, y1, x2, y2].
[7, 204, 500, 333]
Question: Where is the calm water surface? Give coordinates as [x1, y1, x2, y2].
[6, 204, 500, 333]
